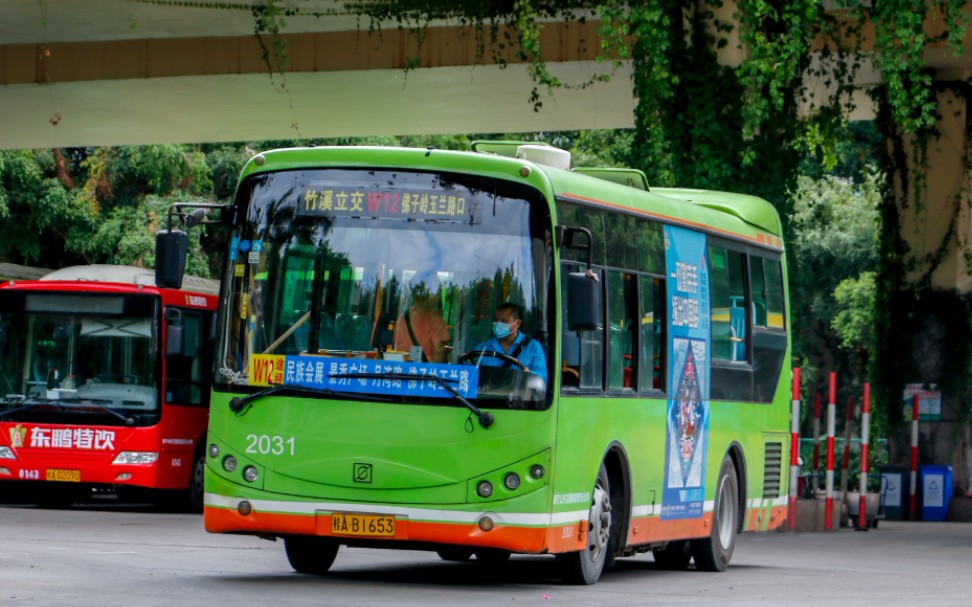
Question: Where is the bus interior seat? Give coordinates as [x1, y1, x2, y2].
[561, 331, 580, 388]
[462, 315, 489, 351]
[730, 305, 746, 361]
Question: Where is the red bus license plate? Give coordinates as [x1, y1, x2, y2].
[46, 469, 81, 482]
[331, 513, 395, 537]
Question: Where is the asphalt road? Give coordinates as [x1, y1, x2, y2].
[1, 503, 970, 606]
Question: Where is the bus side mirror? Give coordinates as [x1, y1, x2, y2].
[567, 271, 601, 331]
[165, 307, 184, 356]
[156, 230, 188, 289]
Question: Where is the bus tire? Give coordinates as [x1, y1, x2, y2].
[652, 540, 692, 570]
[284, 536, 339, 575]
[34, 489, 82, 510]
[556, 464, 612, 585]
[186, 450, 206, 513]
[436, 548, 473, 562]
[691, 454, 738, 572]
[474, 549, 511, 565]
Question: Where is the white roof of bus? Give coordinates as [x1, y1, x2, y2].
[40, 265, 220, 296]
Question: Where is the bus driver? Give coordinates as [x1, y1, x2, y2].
[474, 302, 547, 382]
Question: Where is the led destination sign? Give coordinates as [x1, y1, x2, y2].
[300, 188, 471, 220]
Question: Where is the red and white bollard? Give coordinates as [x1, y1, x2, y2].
[910, 393, 920, 519]
[789, 367, 801, 531]
[812, 392, 821, 493]
[825, 372, 837, 531]
[857, 383, 871, 531]
[841, 397, 854, 494]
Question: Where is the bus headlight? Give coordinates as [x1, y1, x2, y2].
[477, 480, 493, 498]
[222, 455, 237, 472]
[208, 443, 220, 458]
[112, 451, 159, 465]
[504, 473, 521, 491]
[243, 466, 259, 483]
[530, 464, 545, 479]
[0, 446, 16, 460]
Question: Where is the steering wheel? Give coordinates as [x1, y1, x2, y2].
[458, 349, 528, 371]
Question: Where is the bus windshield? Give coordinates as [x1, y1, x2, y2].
[0, 292, 160, 425]
[217, 168, 552, 409]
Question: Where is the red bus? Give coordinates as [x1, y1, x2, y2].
[0, 265, 218, 509]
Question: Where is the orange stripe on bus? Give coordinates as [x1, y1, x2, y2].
[204, 507, 550, 553]
[624, 514, 712, 545]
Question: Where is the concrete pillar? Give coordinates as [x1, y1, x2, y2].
[896, 84, 971, 292]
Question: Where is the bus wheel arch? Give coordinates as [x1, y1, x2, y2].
[556, 444, 631, 585]
[187, 433, 207, 513]
[601, 443, 632, 566]
[726, 442, 747, 535]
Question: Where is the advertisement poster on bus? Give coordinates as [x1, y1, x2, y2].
[662, 226, 711, 520]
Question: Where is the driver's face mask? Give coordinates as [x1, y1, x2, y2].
[492, 320, 517, 339]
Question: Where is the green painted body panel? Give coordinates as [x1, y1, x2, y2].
[208, 391, 555, 505]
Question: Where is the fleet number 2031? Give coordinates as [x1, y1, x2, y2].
[245, 434, 296, 456]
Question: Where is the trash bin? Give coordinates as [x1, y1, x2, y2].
[920, 465, 954, 522]
[878, 465, 909, 520]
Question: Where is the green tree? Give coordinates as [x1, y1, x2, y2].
[0, 145, 229, 276]
[789, 168, 881, 400]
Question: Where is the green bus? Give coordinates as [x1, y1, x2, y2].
[156, 142, 791, 584]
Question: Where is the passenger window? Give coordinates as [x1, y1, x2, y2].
[557, 203, 606, 266]
[764, 259, 785, 329]
[635, 220, 665, 275]
[605, 214, 638, 270]
[639, 276, 665, 391]
[750, 256, 785, 329]
[561, 263, 604, 390]
[166, 310, 210, 406]
[607, 271, 638, 390]
[710, 246, 747, 362]
[750, 257, 768, 327]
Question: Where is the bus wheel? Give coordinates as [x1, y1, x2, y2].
[187, 451, 206, 513]
[556, 464, 612, 585]
[652, 540, 692, 570]
[474, 549, 511, 565]
[436, 548, 473, 562]
[691, 454, 738, 572]
[34, 489, 81, 509]
[284, 536, 339, 575]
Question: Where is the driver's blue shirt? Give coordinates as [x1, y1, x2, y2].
[474, 332, 547, 382]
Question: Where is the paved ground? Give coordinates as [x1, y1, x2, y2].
[1, 503, 970, 606]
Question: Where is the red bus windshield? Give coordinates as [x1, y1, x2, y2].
[0, 291, 161, 427]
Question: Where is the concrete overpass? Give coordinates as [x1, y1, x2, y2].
[0, 0, 635, 149]
[3, 0, 972, 294]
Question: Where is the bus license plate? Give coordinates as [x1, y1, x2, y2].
[331, 513, 395, 537]
[46, 469, 81, 482]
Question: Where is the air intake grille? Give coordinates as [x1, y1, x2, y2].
[762, 442, 783, 498]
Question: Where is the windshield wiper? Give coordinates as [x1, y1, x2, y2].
[0, 396, 136, 425]
[331, 372, 494, 429]
[58, 397, 137, 426]
[229, 384, 391, 414]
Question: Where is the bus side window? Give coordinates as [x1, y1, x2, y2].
[561, 263, 604, 390]
[763, 258, 785, 329]
[166, 309, 210, 406]
[709, 246, 747, 362]
[607, 271, 637, 390]
[639, 275, 665, 392]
